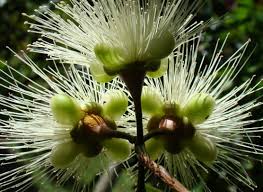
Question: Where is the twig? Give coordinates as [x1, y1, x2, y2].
[138, 153, 189, 192]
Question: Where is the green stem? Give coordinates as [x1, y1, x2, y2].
[120, 67, 146, 192]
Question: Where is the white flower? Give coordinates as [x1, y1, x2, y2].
[24, 0, 204, 81]
[142, 35, 263, 190]
[0, 52, 134, 191]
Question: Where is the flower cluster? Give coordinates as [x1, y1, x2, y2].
[142, 36, 263, 189]
[0, 52, 134, 191]
[25, 0, 204, 81]
[0, 0, 262, 191]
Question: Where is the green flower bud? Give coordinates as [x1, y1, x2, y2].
[94, 44, 125, 75]
[147, 57, 169, 78]
[188, 132, 218, 163]
[183, 93, 215, 125]
[147, 31, 175, 60]
[102, 138, 131, 161]
[51, 140, 80, 169]
[90, 63, 115, 83]
[50, 94, 84, 126]
[145, 138, 164, 160]
[102, 90, 128, 120]
[141, 86, 164, 116]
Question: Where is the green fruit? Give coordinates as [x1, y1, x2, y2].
[50, 94, 84, 126]
[102, 138, 131, 161]
[50, 140, 80, 169]
[188, 132, 218, 163]
[183, 93, 215, 125]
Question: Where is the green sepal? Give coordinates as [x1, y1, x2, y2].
[141, 86, 164, 116]
[162, 102, 182, 117]
[90, 63, 115, 83]
[146, 57, 169, 78]
[102, 138, 131, 161]
[83, 102, 103, 115]
[50, 140, 80, 169]
[102, 90, 128, 120]
[188, 132, 218, 163]
[145, 138, 164, 160]
[50, 94, 84, 126]
[183, 93, 215, 125]
[146, 31, 175, 60]
[94, 44, 125, 74]
[80, 142, 103, 158]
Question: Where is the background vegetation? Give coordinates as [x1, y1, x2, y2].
[0, 0, 262, 191]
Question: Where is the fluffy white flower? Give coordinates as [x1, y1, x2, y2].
[142, 35, 263, 190]
[24, 0, 204, 80]
[0, 52, 135, 191]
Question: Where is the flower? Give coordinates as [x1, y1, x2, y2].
[24, 0, 205, 81]
[0, 52, 134, 191]
[142, 35, 263, 190]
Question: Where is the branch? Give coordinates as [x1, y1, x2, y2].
[138, 153, 189, 192]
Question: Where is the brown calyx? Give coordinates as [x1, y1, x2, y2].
[147, 115, 195, 154]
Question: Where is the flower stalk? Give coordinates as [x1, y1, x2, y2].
[120, 67, 146, 191]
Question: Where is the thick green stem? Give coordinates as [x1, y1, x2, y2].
[120, 67, 146, 192]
